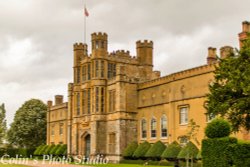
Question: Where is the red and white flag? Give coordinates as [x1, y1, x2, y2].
[84, 7, 89, 17]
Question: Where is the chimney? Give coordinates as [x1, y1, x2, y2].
[220, 46, 233, 59]
[47, 100, 53, 107]
[207, 47, 217, 65]
[238, 21, 250, 48]
[153, 71, 161, 78]
[55, 95, 63, 105]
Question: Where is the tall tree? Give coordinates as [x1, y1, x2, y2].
[7, 99, 47, 148]
[0, 103, 7, 145]
[206, 36, 250, 132]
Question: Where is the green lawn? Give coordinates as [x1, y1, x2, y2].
[0, 162, 173, 167]
[0, 164, 172, 167]
[0, 165, 28, 167]
[84, 164, 172, 167]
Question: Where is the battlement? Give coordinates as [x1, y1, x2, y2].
[115, 50, 132, 59]
[136, 40, 153, 48]
[115, 50, 130, 55]
[91, 32, 108, 41]
[73, 43, 87, 50]
[138, 64, 215, 90]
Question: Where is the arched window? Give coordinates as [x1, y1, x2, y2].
[151, 118, 157, 138]
[161, 116, 167, 137]
[141, 119, 147, 138]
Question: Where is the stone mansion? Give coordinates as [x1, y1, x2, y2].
[46, 21, 250, 162]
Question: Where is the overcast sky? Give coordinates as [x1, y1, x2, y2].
[0, 0, 249, 126]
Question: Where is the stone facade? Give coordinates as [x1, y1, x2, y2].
[47, 21, 250, 162]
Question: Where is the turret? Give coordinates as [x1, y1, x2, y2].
[91, 32, 108, 57]
[136, 40, 153, 66]
[207, 47, 217, 65]
[220, 46, 233, 59]
[73, 43, 87, 84]
[238, 21, 250, 48]
[73, 43, 88, 67]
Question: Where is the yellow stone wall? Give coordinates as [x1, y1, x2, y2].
[47, 98, 68, 145]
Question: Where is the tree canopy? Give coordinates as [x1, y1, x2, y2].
[206, 36, 250, 132]
[7, 99, 47, 148]
[0, 103, 7, 145]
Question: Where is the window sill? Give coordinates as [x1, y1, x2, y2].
[179, 123, 188, 126]
[161, 137, 168, 139]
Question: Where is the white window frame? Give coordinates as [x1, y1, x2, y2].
[179, 106, 188, 125]
[151, 118, 157, 138]
[141, 119, 147, 139]
[161, 115, 168, 138]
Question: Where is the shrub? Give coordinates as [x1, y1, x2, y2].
[145, 141, 166, 160]
[26, 148, 36, 157]
[122, 141, 138, 159]
[158, 159, 175, 166]
[161, 141, 181, 160]
[133, 141, 151, 159]
[63, 147, 67, 155]
[231, 141, 250, 167]
[177, 141, 199, 160]
[50, 144, 61, 155]
[6, 148, 18, 157]
[44, 144, 55, 155]
[0, 148, 6, 157]
[202, 137, 237, 167]
[205, 118, 231, 138]
[17, 148, 27, 157]
[55, 144, 67, 156]
[196, 150, 202, 160]
[120, 159, 144, 164]
[179, 161, 202, 167]
[147, 160, 159, 165]
[37, 145, 48, 155]
[34, 145, 44, 155]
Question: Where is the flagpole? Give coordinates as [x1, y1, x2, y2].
[84, 4, 87, 44]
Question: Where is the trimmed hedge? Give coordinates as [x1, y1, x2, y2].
[55, 144, 67, 156]
[133, 141, 151, 159]
[37, 145, 49, 155]
[34, 145, 44, 155]
[122, 141, 138, 159]
[161, 141, 181, 160]
[177, 141, 199, 160]
[205, 118, 231, 138]
[44, 144, 55, 155]
[231, 141, 250, 167]
[145, 141, 166, 160]
[50, 144, 61, 155]
[202, 137, 237, 167]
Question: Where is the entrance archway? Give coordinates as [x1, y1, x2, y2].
[85, 134, 91, 157]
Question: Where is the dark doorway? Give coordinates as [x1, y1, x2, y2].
[85, 134, 91, 157]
